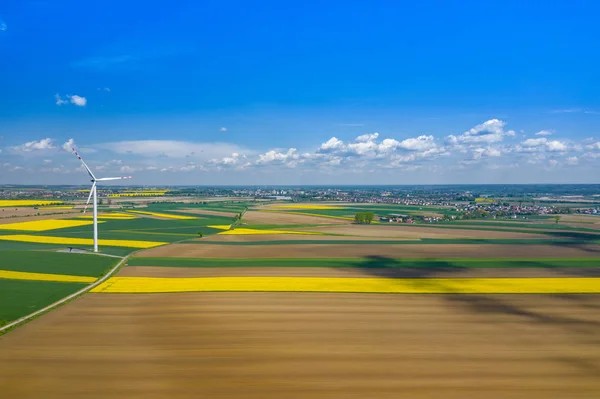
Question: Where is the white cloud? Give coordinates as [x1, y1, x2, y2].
[472, 147, 502, 160]
[519, 137, 568, 152]
[566, 156, 579, 165]
[521, 138, 548, 147]
[546, 140, 568, 152]
[55, 94, 68, 105]
[319, 137, 345, 152]
[548, 159, 558, 167]
[11, 138, 55, 152]
[257, 148, 299, 165]
[68, 95, 87, 107]
[43, 159, 52, 164]
[97, 87, 111, 92]
[220, 127, 227, 132]
[120, 165, 136, 173]
[62, 138, 75, 152]
[355, 132, 379, 143]
[535, 130, 553, 136]
[0, 20, 6, 31]
[447, 119, 515, 145]
[398, 135, 436, 151]
[586, 142, 600, 150]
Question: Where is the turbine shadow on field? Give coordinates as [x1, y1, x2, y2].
[543, 231, 600, 254]
[349, 256, 600, 341]
[352, 255, 466, 279]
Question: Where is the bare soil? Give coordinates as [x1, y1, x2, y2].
[1, 292, 598, 398]
[201, 234, 407, 243]
[243, 210, 348, 225]
[138, 243, 600, 259]
[296, 224, 547, 239]
[118, 265, 599, 278]
[0, 211, 82, 224]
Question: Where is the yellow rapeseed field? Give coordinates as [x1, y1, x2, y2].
[0, 219, 100, 232]
[0, 200, 64, 207]
[127, 210, 196, 220]
[271, 204, 345, 210]
[91, 276, 600, 294]
[208, 225, 232, 230]
[0, 235, 166, 248]
[0, 270, 96, 283]
[218, 228, 323, 235]
[39, 206, 74, 210]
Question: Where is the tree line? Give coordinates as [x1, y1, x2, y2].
[354, 212, 375, 224]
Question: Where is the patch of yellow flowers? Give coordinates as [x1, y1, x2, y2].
[91, 276, 600, 294]
[208, 225, 232, 230]
[0, 219, 100, 232]
[127, 210, 196, 220]
[0, 234, 166, 248]
[0, 200, 64, 207]
[0, 270, 96, 283]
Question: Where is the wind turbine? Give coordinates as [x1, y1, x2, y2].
[73, 148, 132, 252]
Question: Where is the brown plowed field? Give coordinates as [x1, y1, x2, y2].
[296, 224, 547, 239]
[1, 292, 599, 398]
[137, 243, 600, 259]
[243, 210, 348, 225]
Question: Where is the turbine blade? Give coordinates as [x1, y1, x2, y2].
[83, 182, 96, 214]
[72, 148, 96, 180]
[96, 176, 133, 181]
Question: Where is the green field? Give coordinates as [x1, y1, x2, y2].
[127, 257, 600, 269]
[0, 250, 118, 277]
[0, 279, 87, 327]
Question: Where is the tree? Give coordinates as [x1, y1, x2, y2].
[197, 231, 203, 238]
[554, 215, 561, 224]
[355, 212, 375, 224]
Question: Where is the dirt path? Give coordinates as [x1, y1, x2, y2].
[0, 292, 599, 398]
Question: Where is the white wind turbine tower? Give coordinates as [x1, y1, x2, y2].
[73, 148, 132, 252]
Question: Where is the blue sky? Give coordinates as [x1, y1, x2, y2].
[1, 0, 600, 185]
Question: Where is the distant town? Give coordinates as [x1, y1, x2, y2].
[1, 184, 599, 222]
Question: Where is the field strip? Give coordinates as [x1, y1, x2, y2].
[0, 270, 96, 283]
[0, 255, 129, 334]
[90, 276, 600, 294]
[0, 234, 166, 248]
[257, 209, 356, 221]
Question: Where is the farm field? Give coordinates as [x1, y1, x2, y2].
[1, 292, 599, 398]
[2, 199, 600, 397]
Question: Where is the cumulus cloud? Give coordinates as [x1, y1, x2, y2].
[535, 130, 553, 136]
[62, 138, 75, 152]
[68, 95, 87, 107]
[355, 132, 379, 143]
[43, 159, 52, 164]
[519, 137, 568, 152]
[319, 137, 345, 152]
[472, 147, 502, 160]
[398, 135, 436, 151]
[257, 148, 299, 166]
[447, 119, 515, 145]
[220, 127, 227, 132]
[56, 94, 87, 106]
[0, 19, 6, 31]
[11, 138, 55, 152]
